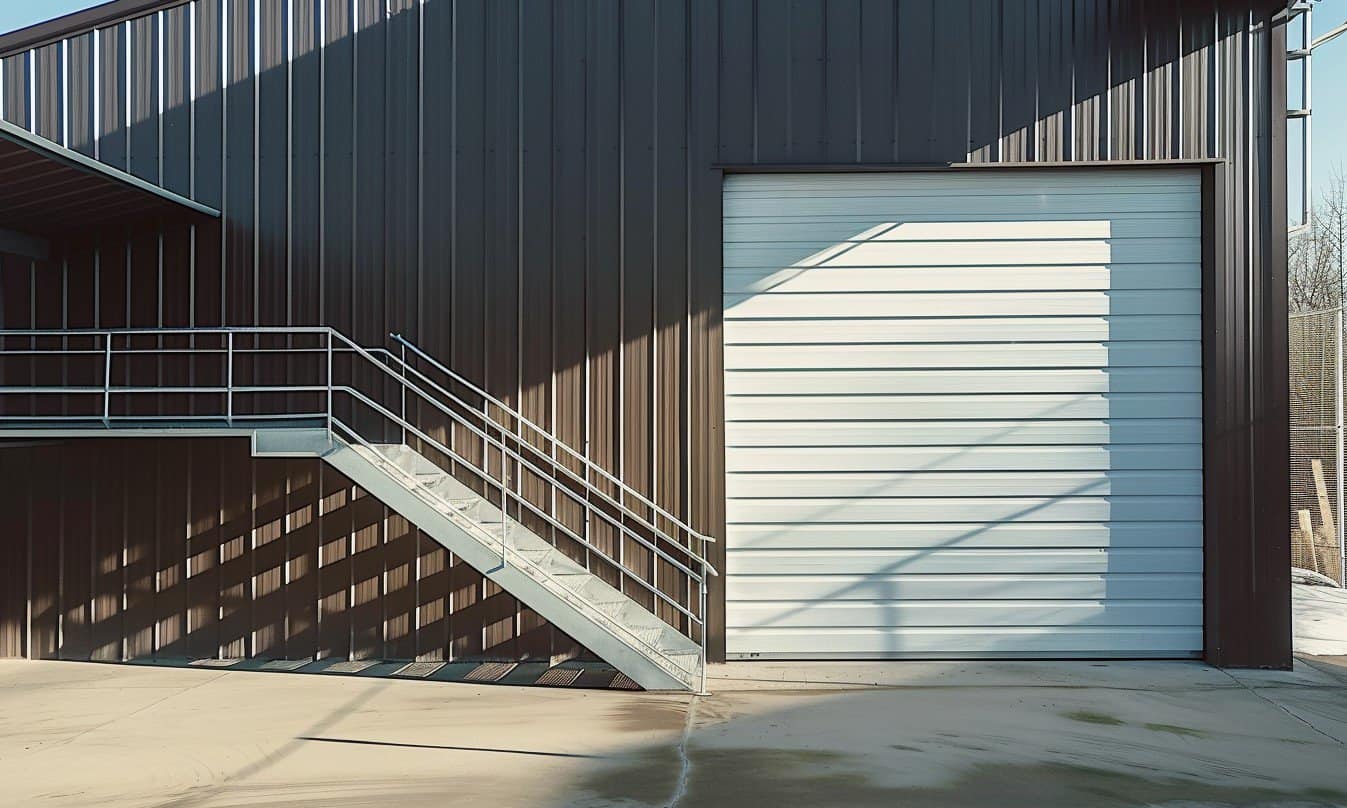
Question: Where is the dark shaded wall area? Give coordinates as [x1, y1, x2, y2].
[0, 437, 577, 662]
[0, 0, 1288, 665]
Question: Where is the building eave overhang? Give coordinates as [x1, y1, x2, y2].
[0, 118, 218, 239]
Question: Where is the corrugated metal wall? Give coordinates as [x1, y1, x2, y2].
[0, 0, 1287, 665]
[0, 438, 568, 661]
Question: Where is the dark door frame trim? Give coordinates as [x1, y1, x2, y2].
[706, 160, 1289, 669]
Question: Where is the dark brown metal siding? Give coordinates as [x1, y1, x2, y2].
[0, 0, 1289, 667]
[0, 437, 566, 662]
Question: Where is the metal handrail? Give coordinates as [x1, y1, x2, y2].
[0, 326, 711, 687]
[389, 334, 716, 547]
[0, 327, 337, 335]
[367, 344, 716, 564]
[317, 330, 715, 579]
[329, 392, 703, 626]
[0, 326, 715, 571]
[335, 380, 709, 593]
[371, 337, 716, 691]
[330, 415, 698, 681]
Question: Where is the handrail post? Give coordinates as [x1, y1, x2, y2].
[583, 440, 591, 573]
[226, 331, 234, 425]
[500, 418, 508, 567]
[699, 564, 708, 696]
[392, 331, 709, 557]
[400, 341, 407, 446]
[101, 333, 112, 425]
[326, 330, 334, 446]
[512, 418, 522, 534]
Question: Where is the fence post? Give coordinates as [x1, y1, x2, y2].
[1337, 308, 1344, 582]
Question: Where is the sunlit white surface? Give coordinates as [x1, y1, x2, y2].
[722, 169, 1204, 659]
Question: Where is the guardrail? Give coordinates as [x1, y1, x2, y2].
[0, 327, 715, 684]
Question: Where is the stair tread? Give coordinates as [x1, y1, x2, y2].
[347, 440, 701, 690]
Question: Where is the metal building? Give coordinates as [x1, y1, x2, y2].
[0, 0, 1291, 690]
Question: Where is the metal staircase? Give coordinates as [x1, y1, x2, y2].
[0, 327, 715, 692]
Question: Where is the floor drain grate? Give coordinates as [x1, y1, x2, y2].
[325, 660, 378, 674]
[463, 662, 518, 682]
[392, 661, 445, 678]
[260, 659, 310, 671]
[535, 668, 582, 687]
[189, 658, 242, 668]
[608, 672, 640, 690]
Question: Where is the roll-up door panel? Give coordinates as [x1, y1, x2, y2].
[722, 170, 1203, 659]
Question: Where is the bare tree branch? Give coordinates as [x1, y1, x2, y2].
[1290, 164, 1347, 313]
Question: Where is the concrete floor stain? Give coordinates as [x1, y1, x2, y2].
[577, 745, 683, 806]
[1063, 709, 1126, 726]
[1143, 722, 1208, 738]
[577, 749, 1347, 808]
[607, 699, 691, 734]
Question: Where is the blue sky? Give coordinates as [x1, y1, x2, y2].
[0, 1, 100, 35]
[3, 0, 1346, 206]
[1293, 0, 1347, 217]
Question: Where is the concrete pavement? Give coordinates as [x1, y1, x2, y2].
[2, 657, 1346, 807]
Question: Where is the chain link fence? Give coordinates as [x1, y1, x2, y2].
[1290, 308, 1345, 584]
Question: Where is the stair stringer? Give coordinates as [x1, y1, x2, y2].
[311, 438, 698, 691]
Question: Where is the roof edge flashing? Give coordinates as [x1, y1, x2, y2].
[0, 0, 185, 56]
[0, 119, 220, 221]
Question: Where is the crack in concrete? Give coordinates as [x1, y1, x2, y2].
[668, 695, 699, 807]
[1220, 669, 1346, 748]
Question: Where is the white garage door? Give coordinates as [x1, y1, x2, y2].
[723, 169, 1203, 659]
